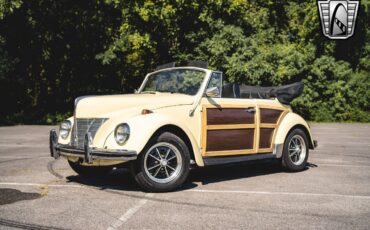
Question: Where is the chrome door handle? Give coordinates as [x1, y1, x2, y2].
[245, 107, 256, 113]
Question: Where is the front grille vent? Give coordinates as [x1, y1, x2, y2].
[71, 118, 108, 148]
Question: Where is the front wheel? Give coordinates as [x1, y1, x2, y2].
[281, 128, 309, 171]
[131, 132, 190, 192]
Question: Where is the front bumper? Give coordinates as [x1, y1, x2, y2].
[49, 129, 137, 163]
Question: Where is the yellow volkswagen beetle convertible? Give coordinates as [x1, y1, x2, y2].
[49, 62, 317, 192]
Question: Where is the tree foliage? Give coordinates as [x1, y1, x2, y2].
[0, 0, 369, 124]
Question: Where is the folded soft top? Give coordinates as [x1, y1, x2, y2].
[221, 82, 304, 105]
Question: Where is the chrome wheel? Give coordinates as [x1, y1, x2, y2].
[143, 142, 182, 184]
[288, 135, 307, 165]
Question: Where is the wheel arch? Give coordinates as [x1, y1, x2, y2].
[149, 124, 196, 163]
[285, 124, 314, 149]
[274, 113, 315, 152]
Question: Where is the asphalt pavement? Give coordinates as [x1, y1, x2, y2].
[0, 124, 369, 229]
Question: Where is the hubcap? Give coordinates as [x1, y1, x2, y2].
[288, 135, 307, 166]
[144, 142, 182, 183]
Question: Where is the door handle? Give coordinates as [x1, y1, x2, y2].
[245, 107, 256, 113]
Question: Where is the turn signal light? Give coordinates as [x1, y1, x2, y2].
[141, 109, 153, 115]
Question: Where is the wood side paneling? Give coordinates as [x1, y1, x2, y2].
[259, 128, 274, 149]
[207, 108, 254, 125]
[260, 109, 282, 124]
[206, 129, 254, 151]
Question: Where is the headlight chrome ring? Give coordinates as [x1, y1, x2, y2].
[115, 123, 130, 145]
[59, 120, 72, 139]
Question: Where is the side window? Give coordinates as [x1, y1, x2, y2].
[206, 72, 223, 97]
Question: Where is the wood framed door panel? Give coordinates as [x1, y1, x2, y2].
[202, 104, 257, 157]
[257, 106, 288, 153]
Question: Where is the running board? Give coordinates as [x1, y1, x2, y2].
[203, 153, 276, 166]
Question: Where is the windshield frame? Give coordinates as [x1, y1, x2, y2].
[137, 67, 210, 96]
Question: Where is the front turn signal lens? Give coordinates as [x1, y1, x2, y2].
[141, 109, 153, 115]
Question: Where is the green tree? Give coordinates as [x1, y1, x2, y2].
[0, 0, 369, 124]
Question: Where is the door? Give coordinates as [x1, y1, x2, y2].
[201, 99, 257, 157]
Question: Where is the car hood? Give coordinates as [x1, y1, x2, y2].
[75, 93, 195, 118]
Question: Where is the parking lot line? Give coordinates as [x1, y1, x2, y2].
[0, 144, 48, 147]
[0, 156, 49, 159]
[0, 182, 83, 188]
[314, 163, 370, 168]
[107, 193, 154, 230]
[1, 182, 369, 200]
[186, 189, 370, 199]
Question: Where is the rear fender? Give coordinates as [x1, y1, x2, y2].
[273, 113, 314, 157]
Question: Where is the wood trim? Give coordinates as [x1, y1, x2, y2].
[260, 123, 277, 128]
[260, 108, 283, 123]
[206, 129, 254, 152]
[258, 148, 273, 153]
[268, 110, 288, 149]
[201, 106, 207, 156]
[201, 104, 257, 156]
[255, 104, 260, 153]
[207, 124, 255, 130]
[257, 110, 288, 151]
[204, 149, 256, 157]
[207, 108, 254, 125]
[203, 104, 255, 109]
[201, 103, 289, 157]
[259, 128, 275, 149]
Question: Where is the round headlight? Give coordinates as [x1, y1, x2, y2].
[115, 123, 130, 145]
[59, 120, 72, 139]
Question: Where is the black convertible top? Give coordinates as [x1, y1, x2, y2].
[221, 82, 304, 105]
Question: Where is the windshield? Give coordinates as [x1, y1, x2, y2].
[141, 69, 206, 95]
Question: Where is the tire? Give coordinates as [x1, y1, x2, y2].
[68, 160, 112, 178]
[131, 132, 190, 192]
[281, 128, 309, 171]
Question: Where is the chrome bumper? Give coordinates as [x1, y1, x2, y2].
[49, 129, 137, 163]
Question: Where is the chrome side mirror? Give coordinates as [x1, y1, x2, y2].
[205, 87, 220, 97]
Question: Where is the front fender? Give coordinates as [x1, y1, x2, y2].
[100, 113, 204, 166]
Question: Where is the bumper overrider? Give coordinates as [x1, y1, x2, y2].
[49, 129, 137, 163]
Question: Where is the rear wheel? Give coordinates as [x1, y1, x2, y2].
[281, 128, 309, 171]
[68, 160, 112, 178]
[131, 132, 190, 192]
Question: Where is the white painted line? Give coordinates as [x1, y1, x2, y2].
[0, 144, 48, 147]
[0, 156, 48, 159]
[0, 182, 83, 188]
[107, 193, 154, 230]
[187, 189, 370, 199]
[316, 163, 370, 168]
